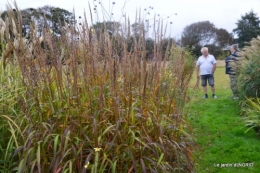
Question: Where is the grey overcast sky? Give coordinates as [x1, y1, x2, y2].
[1, 0, 260, 38]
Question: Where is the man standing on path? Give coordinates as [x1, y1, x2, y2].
[225, 44, 240, 99]
[196, 47, 217, 99]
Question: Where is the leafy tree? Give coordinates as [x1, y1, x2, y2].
[215, 28, 233, 48]
[181, 21, 216, 50]
[48, 6, 74, 35]
[131, 22, 148, 37]
[233, 10, 260, 48]
[181, 21, 233, 57]
[131, 22, 142, 36]
[145, 37, 154, 59]
[92, 21, 120, 37]
[1, 5, 74, 37]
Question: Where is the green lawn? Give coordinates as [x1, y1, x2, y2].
[186, 66, 260, 173]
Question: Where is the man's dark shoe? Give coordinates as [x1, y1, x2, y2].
[202, 95, 208, 99]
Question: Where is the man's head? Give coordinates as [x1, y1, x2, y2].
[230, 44, 238, 54]
[201, 47, 209, 57]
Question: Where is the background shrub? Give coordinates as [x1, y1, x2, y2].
[217, 50, 230, 60]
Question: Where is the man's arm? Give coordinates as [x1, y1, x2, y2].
[212, 56, 217, 74]
[212, 63, 217, 74]
[196, 65, 200, 78]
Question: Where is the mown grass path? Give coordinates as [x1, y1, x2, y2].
[186, 66, 260, 173]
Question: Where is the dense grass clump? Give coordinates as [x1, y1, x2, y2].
[241, 98, 260, 135]
[0, 2, 195, 173]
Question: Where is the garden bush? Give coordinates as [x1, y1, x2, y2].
[0, 2, 195, 173]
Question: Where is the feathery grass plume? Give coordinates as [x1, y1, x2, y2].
[0, 1, 196, 172]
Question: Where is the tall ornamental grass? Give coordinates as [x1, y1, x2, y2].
[0, 2, 195, 172]
[234, 36, 260, 135]
[235, 36, 260, 98]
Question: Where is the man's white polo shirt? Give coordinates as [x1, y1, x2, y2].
[196, 55, 216, 75]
